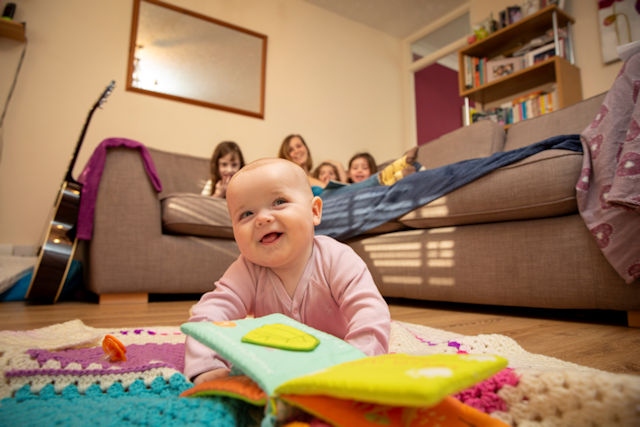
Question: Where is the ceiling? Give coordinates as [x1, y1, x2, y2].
[302, 0, 468, 39]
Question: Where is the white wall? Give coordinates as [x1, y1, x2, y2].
[0, 0, 625, 248]
[0, 0, 406, 246]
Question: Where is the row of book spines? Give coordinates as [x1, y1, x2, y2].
[463, 56, 485, 89]
[471, 91, 557, 125]
[507, 91, 557, 124]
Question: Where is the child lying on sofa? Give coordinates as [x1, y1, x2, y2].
[184, 158, 391, 384]
[317, 146, 421, 199]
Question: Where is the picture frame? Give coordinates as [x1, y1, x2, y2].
[546, 0, 566, 10]
[597, 0, 640, 64]
[507, 6, 523, 25]
[126, 0, 268, 119]
[486, 57, 523, 82]
[525, 42, 557, 66]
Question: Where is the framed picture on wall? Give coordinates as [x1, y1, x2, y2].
[597, 0, 640, 64]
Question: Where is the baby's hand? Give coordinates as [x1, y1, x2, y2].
[193, 368, 230, 385]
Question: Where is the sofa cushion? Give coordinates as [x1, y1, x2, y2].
[417, 120, 505, 169]
[398, 149, 582, 229]
[161, 193, 234, 239]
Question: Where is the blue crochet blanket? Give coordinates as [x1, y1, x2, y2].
[316, 134, 582, 240]
[0, 323, 258, 427]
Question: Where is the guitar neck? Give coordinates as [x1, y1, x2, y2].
[27, 80, 115, 305]
[64, 80, 115, 184]
[64, 108, 96, 184]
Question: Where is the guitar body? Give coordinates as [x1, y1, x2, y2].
[26, 180, 82, 304]
[26, 81, 114, 304]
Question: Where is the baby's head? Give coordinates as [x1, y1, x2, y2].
[226, 158, 322, 270]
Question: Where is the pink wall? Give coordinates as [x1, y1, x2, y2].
[414, 62, 467, 145]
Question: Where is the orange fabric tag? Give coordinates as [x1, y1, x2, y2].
[180, 375, 267, 405]
[279, 394, 510, 427]
[102, 334, 127, 362]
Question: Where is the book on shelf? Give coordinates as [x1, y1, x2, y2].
[464, 55, 474, 89]
[462, 55, 491, 88]
[523, 39, 567, 67]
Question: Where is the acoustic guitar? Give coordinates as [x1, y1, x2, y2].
[26, 81, 115, 304]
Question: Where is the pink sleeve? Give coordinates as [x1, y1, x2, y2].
[183, 257, 257, 380]
[326, 240, 391, 355]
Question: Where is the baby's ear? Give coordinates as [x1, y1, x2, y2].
[311, 196, 323, 225]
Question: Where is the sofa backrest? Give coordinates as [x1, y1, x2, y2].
[504, 92, 606, 151]
[417, 120, 505, 169]
[148, 147, 209, 196]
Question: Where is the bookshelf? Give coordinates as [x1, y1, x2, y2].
[0, 19, 26, 42]
[458, 5, 582, 125]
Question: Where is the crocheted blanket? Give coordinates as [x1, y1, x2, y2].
[1, 319, 638, 426]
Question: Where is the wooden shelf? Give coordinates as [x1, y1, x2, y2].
[461, 56, 581, 105]
[458, 4, 581, 121]
[460, 5, 573, 59]
[0, 19, 26, 42]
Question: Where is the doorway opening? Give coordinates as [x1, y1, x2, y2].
[406, 5, 471, 145]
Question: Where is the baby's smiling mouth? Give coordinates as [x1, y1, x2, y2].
[260, 232, 282, 244]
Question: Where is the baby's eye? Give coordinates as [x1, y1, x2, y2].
[239, 210, 253, 220]
[273, 198, 287, 206]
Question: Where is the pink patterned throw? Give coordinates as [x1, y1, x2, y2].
[577, 49, 640, 284]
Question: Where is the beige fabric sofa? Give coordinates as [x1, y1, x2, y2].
[85, 92, 640, 324]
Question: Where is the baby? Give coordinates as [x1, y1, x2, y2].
[184, 158, 391, 384]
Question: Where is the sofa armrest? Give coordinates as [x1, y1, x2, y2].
[94, 148, 164, 239]
[148, 147, 210, 196]
[87, 147, 239, 295]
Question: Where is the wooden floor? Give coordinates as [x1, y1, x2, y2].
[1, 296, 639, 375]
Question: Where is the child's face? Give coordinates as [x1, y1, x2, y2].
[287, 136, 309, 169]
[218, 153, 242, 178]
[348, 157, 372, 183]
[226, 159, 322, 272]
[317, 165, 337, 184]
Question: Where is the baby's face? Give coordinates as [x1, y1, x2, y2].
[226, 159, 322, 272]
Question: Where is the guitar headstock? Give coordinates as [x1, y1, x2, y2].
[94, 80, 116, 111]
